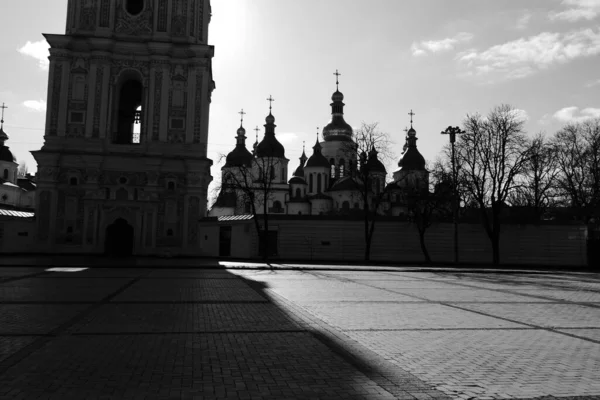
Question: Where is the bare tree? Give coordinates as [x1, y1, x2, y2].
[552, 119, 600, 214]
[220, 153, 284, 263]
[341, 122, 394, 261]
[454, 104, 530, 265]
[508, 132, 560, 219]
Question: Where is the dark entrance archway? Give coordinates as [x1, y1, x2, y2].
[105, 218, 134, 257]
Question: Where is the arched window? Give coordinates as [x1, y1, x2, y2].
[339, 159, 345, 177]
[270, 166, 275, 181]
[167, 229, 174, 237]
[244, 202, 252, 213]
[167, 181, 175, 191]
[295, 188, 301, 198]
[2, 169, 8, 180]
[342, 201, 350, 211]
[330, 159, 336, 178]
[317, 174, 322, 193]
[309, 174, 313, 193]
[126, 0, 144, 15]
[115, 80, 142, 145]
[273, 201, 282, 212]
[69, 177, 78, 186]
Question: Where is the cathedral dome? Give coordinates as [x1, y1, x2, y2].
[0, 147, 15, 163]
[256, 136, 285, 158]
[398, 148, 426, 171]
[332, 90, 344, 102]
[305, 140, 330, 169]
[0, 126, 15, 163]
[225, 146, 253, 167]
[322, 118, 354, 142]
[368, 158, 387, 174]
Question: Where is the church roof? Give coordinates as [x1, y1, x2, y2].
[397, 125, 426, 171]
[323, 72, 354, 142]
[367, 147, 387, 174]
[256, 113, 285, 159]
[329, 176, 360, 192]
[288, 176, 307, 185]
[0, 146, 15, 163]
[305, 139, 330, 169]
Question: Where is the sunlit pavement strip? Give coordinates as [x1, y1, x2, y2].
[0, 265, 599, 399]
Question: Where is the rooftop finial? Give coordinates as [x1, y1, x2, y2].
[408, 109, 415, 128]
[303, 141, 306, 152]
[238, 109, 246, 126]
[316, 127, 320, 141]
[0, 103, 7, 127]
[334, 70, 341, 91]
[267, 95, 275, 113]
[254, 126, 260, 142]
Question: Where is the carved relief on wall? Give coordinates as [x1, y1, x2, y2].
[157, 0, 168, 32]
[193, 71, 203, 144]
[48, 64, 63, 136]
[115, 0, 153, 35]
[197, 0, 205, 41]
[152, 70, 163, 141]
[92, 63, 105, 138]
[171, 0, 188, 37]
[167, 131, 185, 144]
[79, 0, 97, 31]
[99, 0, 111, 27]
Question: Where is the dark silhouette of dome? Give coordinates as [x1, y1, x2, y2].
[0, 126, 15, 163]
[398, 126, 425, 171]
[256, 113, 286, 158]
[323, 87, 353, 142]
[225, 125, 253, 167]
[367, 147, 386, 174]
[305, 140, 330, 168]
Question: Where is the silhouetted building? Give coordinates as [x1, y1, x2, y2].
[31, 0, 214, 255]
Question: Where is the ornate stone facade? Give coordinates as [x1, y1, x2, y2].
[32, 0, 215, 256]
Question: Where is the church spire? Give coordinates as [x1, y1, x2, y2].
[0, 103, 8, 146]
[323, 70, 354, 142]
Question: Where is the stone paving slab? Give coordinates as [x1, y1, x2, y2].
[0, 333, 396, 400]
[457, 303, 600, 328]
[146, 269, 240, 279]
[45, 268, 147, 278]
[0, 268, 46, 278]
[299, 302, 525, 330]
[344, 329, 600, 399]
[70, 303, 302, 334]
[557, 328, 600, 342]
[0, 337, 36, 364]
[0, 304, 89, 334]
[112, 286, 268, 302]
[506, 289, 600, 303]
[0, 277, 131, 302]
[273, 287, 422, 303]
[384, 288, 555, 303]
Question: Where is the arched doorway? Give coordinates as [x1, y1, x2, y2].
[105, 218, 134, 257]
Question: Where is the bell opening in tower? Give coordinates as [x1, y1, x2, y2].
[126, 0, 145, 16]
[114, 80, 143, 145]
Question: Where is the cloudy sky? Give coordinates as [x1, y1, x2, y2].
[1, 0, 599, 181]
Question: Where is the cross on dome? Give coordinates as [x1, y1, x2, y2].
[238, 109, 246, 126]
[266, 95, 275, 112]
[334, 70, 341, 91]
[408, 109, 416, 127]
[0, 103, 7, 127]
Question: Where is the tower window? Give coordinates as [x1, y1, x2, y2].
[69, 177, 79, 186]
[126, 0, 144, 16]
[167, 181, 175, 191]
[317, 174, 322, 194]
[115, 80, 142, 145]
[2, 169, 8, 180]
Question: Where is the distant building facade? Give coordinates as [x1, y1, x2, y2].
[0, 122, 36, 211]
[31, 0, 215, 255]
[210, 84, 429, 217]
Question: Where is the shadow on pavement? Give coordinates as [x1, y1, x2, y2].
[0, 264, 440, 399]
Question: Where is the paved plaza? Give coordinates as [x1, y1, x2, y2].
[0, 262, 599, 399]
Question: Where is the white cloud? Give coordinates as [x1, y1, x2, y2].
[509, 109, 530, 122]
[23, 100, 47, 112]
[516, 12, 532, 30]
[276, 132, 299, 144]
[553, 106, 600, 123]
[549, 0, 600, 21]
[585, 78, 600, 87]
[18, 40, 50, 70]
[411, 32, 474, 57]
[457, 28, 600, 82]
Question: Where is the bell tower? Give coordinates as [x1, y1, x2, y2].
[32, 0, 214, 255]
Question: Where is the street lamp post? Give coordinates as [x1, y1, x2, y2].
[441, 126, 465, 265]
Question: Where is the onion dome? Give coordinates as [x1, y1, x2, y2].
[255, 113, 285, 158]
[0, 123, 15, 163]
[397, 125, 426, 171]
[367, 146, 387, 174]
[288, 176, 307, 185]
[225, 124, 253, 167]
[305, 139, 330, 169]
[323, 72, 353, 142]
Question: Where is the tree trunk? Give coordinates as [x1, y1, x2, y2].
[418, 229, 432, 265]
[364, 208, 371, 262]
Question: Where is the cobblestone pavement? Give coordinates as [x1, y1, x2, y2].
[0, 264, 599, 399]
